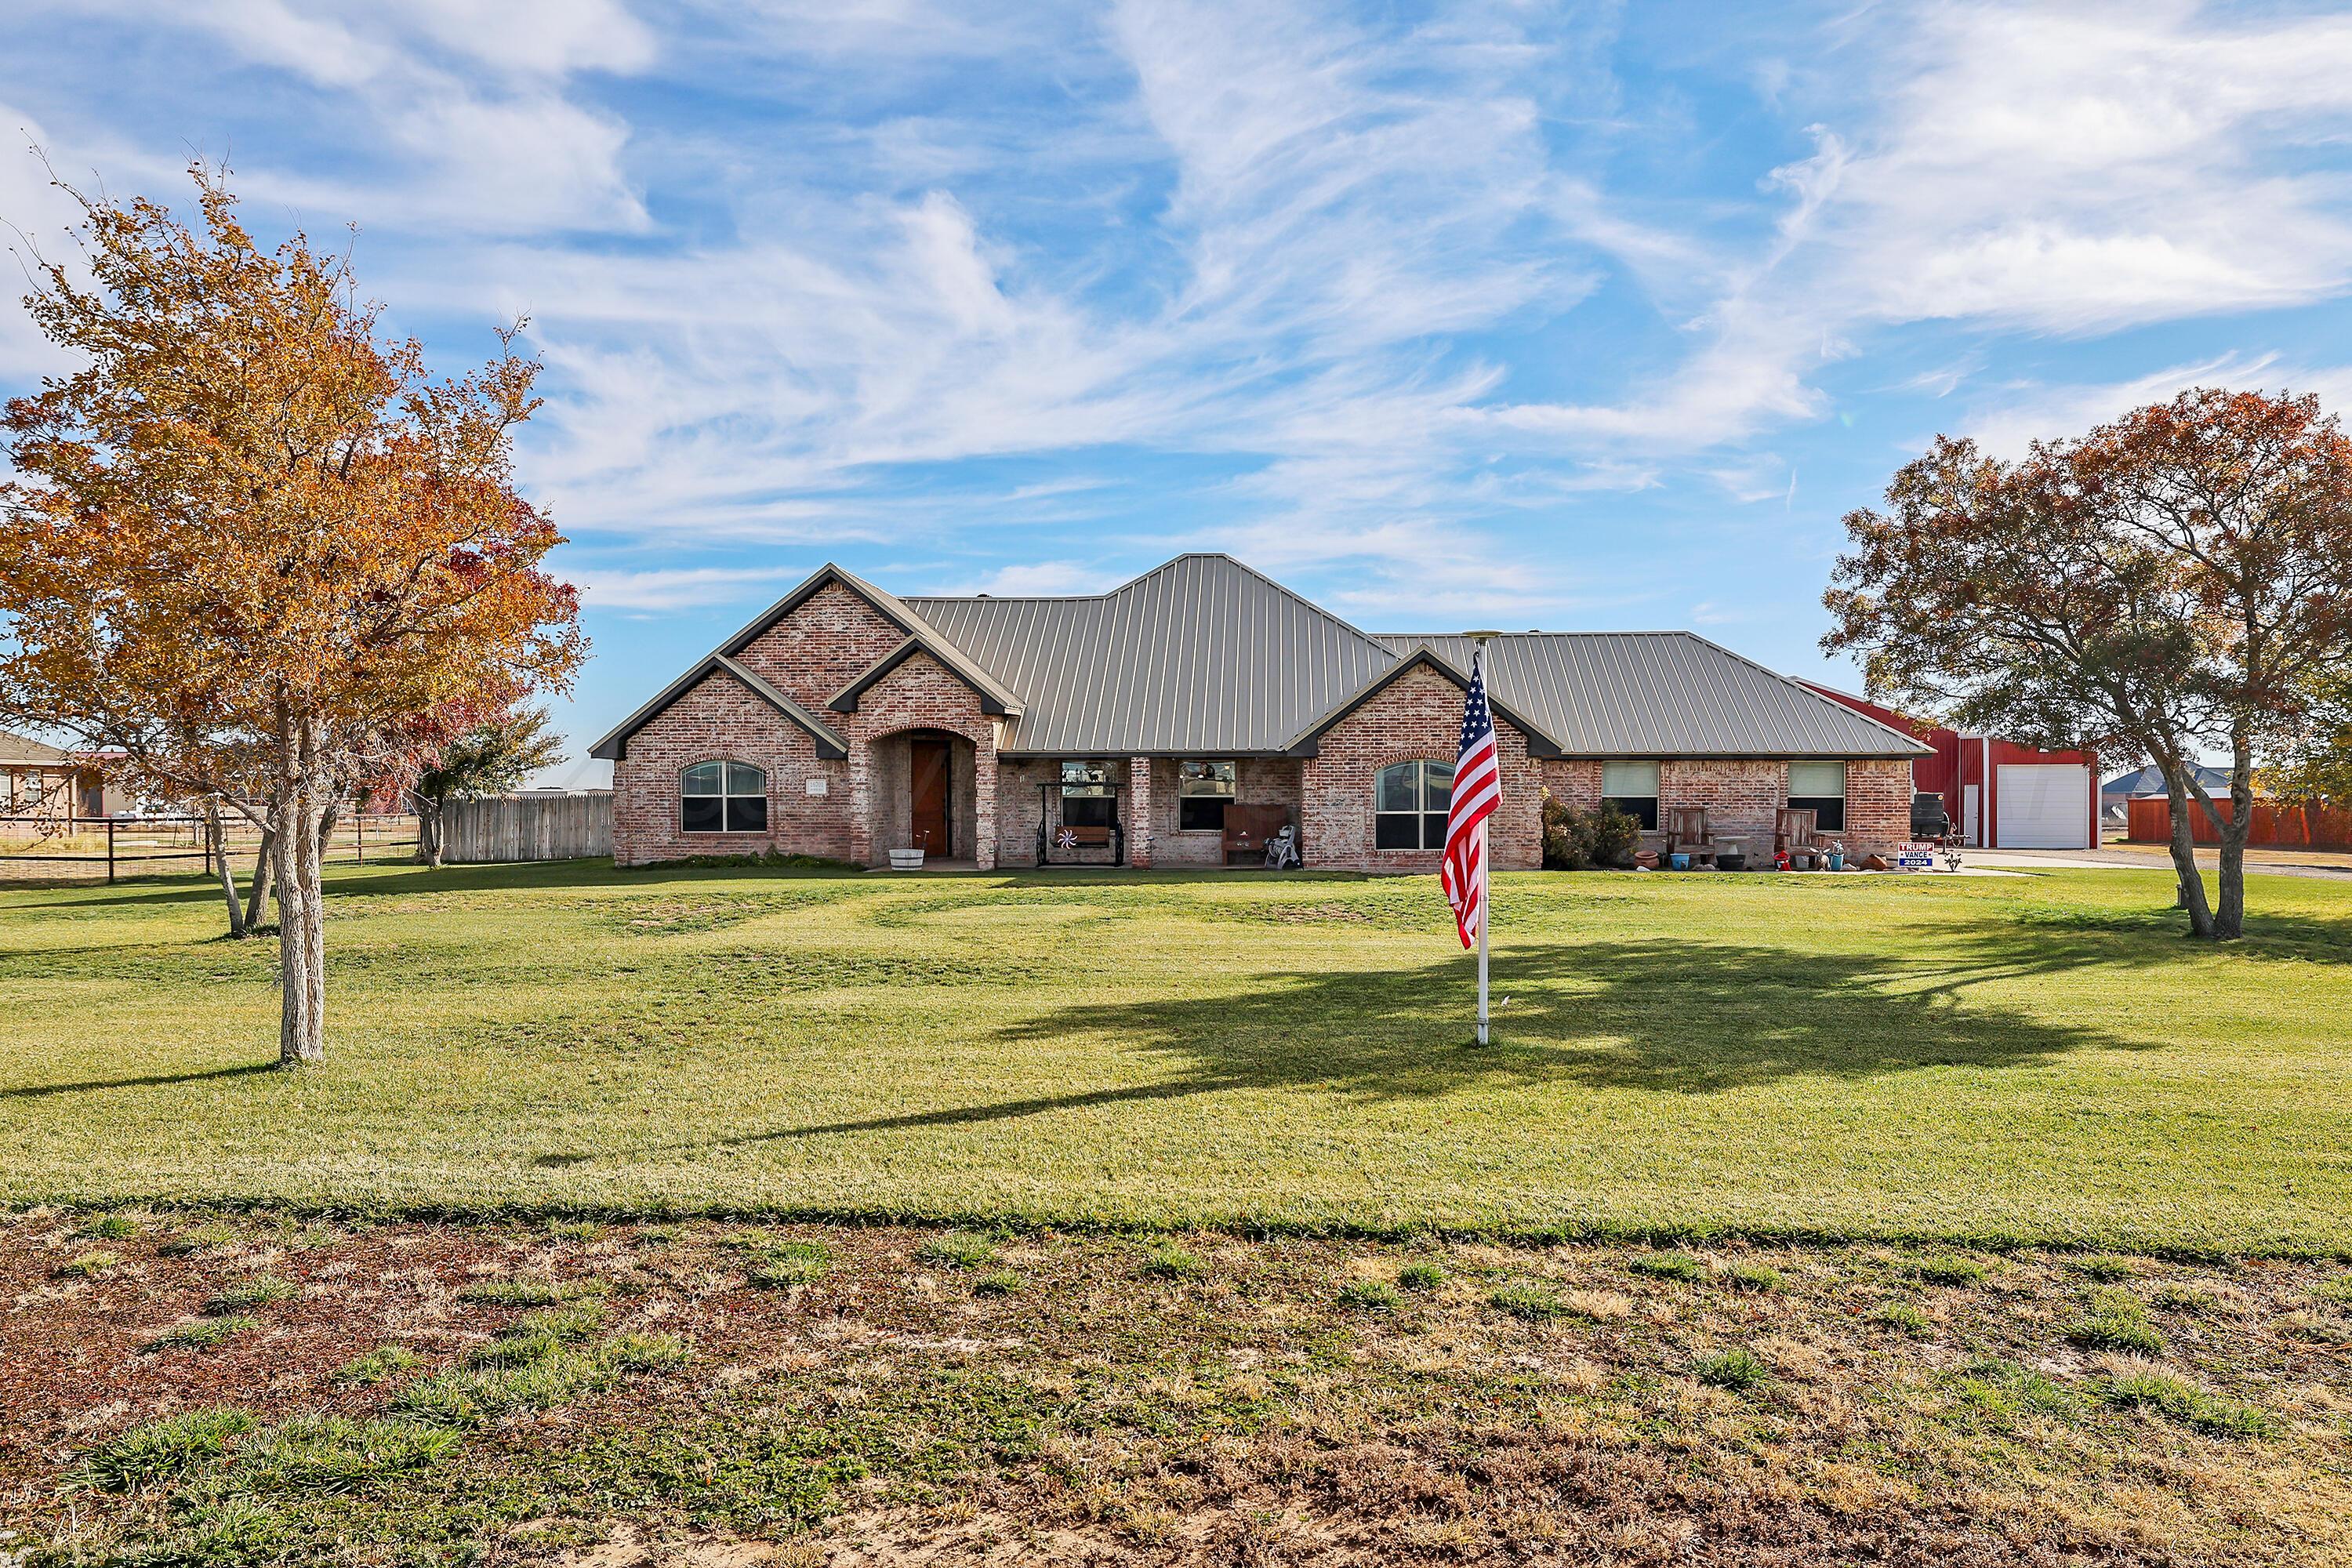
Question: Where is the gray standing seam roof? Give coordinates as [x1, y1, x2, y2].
[906, 554, 1398, 754]
[595, 552, 1930, 762]
[1377, 633, 1929, 758]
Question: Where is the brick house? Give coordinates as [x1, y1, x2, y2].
[590, 554, 1929, 872]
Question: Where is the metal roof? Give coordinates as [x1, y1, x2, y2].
[906, 554, 1399, 754]
[1374, 633, 1931, 759]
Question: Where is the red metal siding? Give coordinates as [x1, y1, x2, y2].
[1796, 681, 2096, 848]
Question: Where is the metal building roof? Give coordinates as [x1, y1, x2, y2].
[1374, 633, 1930, 759]
[906, 554, 1398, 754]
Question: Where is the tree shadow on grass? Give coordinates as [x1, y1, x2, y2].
[681, 921, 2161, 1156]
[0, 1062, 277, 1100]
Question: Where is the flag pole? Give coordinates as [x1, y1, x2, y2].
[1467, 632, 1500, 1047]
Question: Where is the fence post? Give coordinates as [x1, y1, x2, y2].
[357, 810, 365, 864]
[107, 817, 117, 884]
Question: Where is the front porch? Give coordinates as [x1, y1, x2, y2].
[996, 756, 1308, 869]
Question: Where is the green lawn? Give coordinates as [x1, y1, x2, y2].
[4, 861, 2349, 1255]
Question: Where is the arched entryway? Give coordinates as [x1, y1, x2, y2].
[868, 728, 978, 862]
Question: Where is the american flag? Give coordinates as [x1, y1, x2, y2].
[1440, 644, 1499, 949]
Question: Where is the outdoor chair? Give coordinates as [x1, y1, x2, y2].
[1775, 807, 1822, 869]
[1664, 806, 1718, 867]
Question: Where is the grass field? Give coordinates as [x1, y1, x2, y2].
[3, 861, 2350, 1255]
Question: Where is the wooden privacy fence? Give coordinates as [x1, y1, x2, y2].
[2125, 794, 2352, 851]
[441, 792, 612, 862]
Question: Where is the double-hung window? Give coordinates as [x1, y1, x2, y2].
[1788, 760, 1846, 832]
[681, 760, 768, 833]
[1600, 760, 1661, 830]
[1374, 760, 1453, 850]
[1176, 760, 1236, 830]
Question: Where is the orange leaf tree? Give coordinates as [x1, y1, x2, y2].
[1824, 388, 2352, 940]
[0, 166, 583, 1061]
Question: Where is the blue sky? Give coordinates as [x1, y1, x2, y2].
[9, 1, 2352, 783]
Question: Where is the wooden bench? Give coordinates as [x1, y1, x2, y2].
[1222, 804, 1292, 866]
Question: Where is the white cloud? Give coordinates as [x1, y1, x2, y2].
[572, 564, 808, 611]
[958, 561, 1116, 596]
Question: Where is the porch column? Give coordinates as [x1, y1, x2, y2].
[846, 731, 876, 866]
[1127, 756, 1153, 867]
[973, 731, 998, 871]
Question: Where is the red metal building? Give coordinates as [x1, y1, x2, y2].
[1798, 683, 2099, 850]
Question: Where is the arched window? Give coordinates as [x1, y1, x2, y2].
[682, 760, 768, 833]
[1374, 759, 1453, 850]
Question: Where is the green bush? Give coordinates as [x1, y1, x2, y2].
[1541, 796, 1642, 870]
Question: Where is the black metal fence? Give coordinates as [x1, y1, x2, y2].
[0, 812, 421, 883]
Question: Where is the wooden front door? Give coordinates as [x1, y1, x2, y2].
[909, 735, 951, 856]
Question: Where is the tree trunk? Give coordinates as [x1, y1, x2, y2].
[2158, 764, 2216, 938]
[205, 800, 246, 939]
[2213, 735, 2256, 941]
[410, 789, 444, 869]
[245, 827, 277, 932]
[276, 728, 328, 1066]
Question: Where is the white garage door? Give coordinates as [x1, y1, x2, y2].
[1996, 764, 2091, 848]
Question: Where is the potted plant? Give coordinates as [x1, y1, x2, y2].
[889, 829, 929, 872]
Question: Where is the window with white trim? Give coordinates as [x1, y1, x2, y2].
[1176, 760, 1236, 830]
[1788, 760, 1846, 833]
[1374, 759, 1453, 850]
[682, 760, 768, 833]
[1600, 760, 1661, 830]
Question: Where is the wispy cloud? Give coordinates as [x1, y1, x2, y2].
[571, 564, 807, 612]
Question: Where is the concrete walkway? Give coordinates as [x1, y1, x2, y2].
[1970, 844, 2352, 880]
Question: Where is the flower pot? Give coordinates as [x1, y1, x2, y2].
[1828, 853, 1846, 871]
[888, 848, 926, 871]
[1668, 852, 1690, 871]
[1716, 852, 1746, 872]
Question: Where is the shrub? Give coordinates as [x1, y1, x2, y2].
[1693, 1348, 1772, 1391]
[55, 1250, 121, 1279]
[2067, 1289, 2165, 1356]
[457, 1276, 612, 1305]
[745, 1240, 831, 1289]
[1541, 797, 1642, 870]
[1626, 1251, 1707, 1283]
[1722, 1261, 1785, 1294]
[1873, 1300, 1935, 1338]
[205, 1274, 297, 1314]
[1397, 1261, 1447, 1292]
[332, 1345, 423, 1388]
[917, 1231, 998, 1270]
[972, 1270, 1023, 1297]
[1338, 1279, 1402, 1311]
[79, 1211, 140, 1240]
[73, 1408, 255, 1491]
[1488, 1282, 1568, 1321]
[1913, 1255, 1987, 1287]
[2097, 1369, 2280, 1439]
[1142, 1243, 1203, 1280]
[147, 1315, 256, 1352]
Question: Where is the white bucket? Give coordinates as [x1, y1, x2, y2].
[888, 848, 926, 871]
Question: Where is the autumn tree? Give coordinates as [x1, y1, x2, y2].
[1825, 389, 2352, 940]
[406, 702, 564, 868]
[0, 165, 583, 1061]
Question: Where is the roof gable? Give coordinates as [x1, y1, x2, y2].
[586, 654, 848, 760]
[1283, 644, 1566, 757]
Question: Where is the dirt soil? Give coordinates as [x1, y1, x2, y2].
[5, 1210, 2350, 1566]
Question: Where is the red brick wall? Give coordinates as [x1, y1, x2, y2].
[1843, 759, 1912, 858]
[1536, 755, 1914, 862]
[840, 651, 1000, 869]
[1300, 665, 1542, 873]
[1143, 757, 1305, 867]
[610, 671, 851, 866]
[731, 580, 909, 710]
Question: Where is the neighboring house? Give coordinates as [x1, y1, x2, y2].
[1797, 684, 2100, 851]
[0, 731, 112, 826]
[2101, 764, 2229, 827]
[590, 554, 1932, 872]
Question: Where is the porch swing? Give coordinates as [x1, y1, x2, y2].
[1035, 760, 1126, 866]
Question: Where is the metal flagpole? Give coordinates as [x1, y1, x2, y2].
[1469, 633, 1496, 1047]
